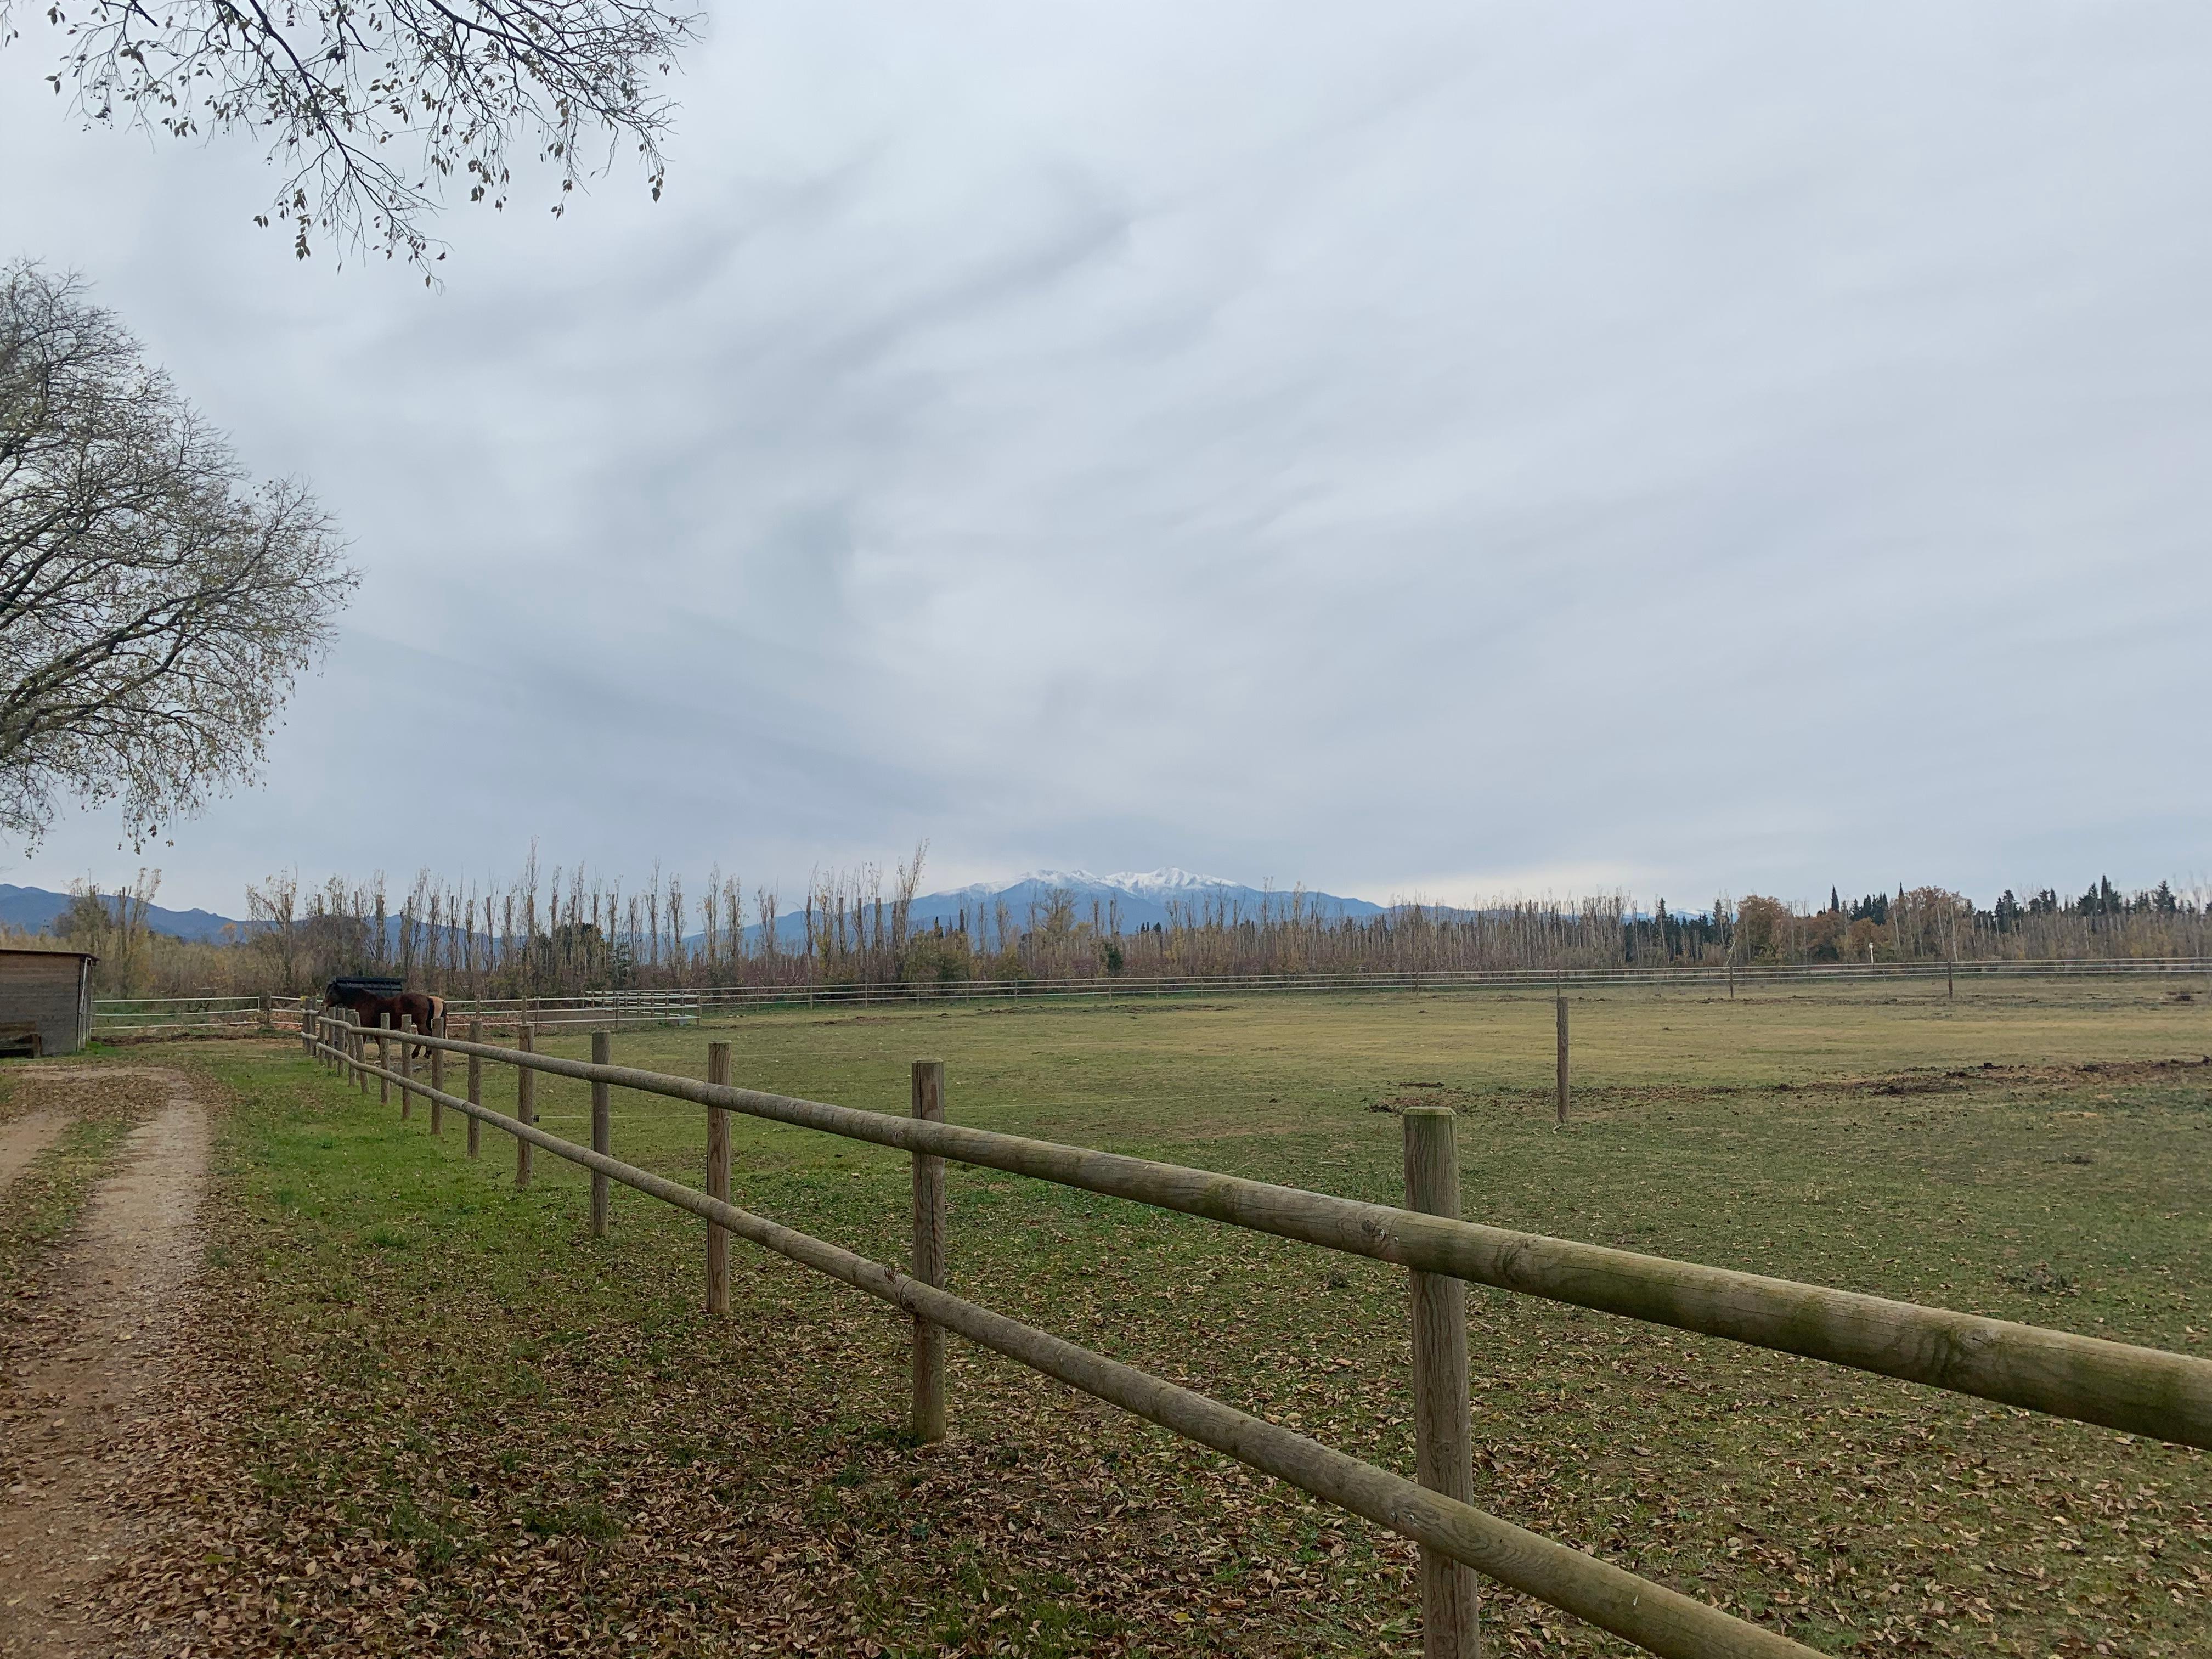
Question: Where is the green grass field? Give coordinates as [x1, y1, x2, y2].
[95, 981, 2212, 1654]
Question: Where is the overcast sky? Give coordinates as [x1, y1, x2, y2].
[4, 3, 2208, 917]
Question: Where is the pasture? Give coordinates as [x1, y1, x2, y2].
[97, 980, 2212, 1653]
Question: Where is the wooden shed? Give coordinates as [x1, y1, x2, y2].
[0, 948, 99, 1057]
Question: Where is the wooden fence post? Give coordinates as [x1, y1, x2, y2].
[399, 1019, 414, 1120]
[515, 1024, 535, 1189]
[352, 1011, 367, 1091]
[466, 1019, 483, 1159]
[428, 1018, 445, 1136]
[911, 1058, 948, 1443]
[1555, 994, 1569, 1127]
[707, 1041, 731, 1314]
[377, 1013, 391, 1104]
[590, 1030, 612, 1237]
[259, 992, 273, 1032]
[1403, 1107, 1479, 1659]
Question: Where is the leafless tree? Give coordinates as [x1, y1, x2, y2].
[1, 264, 357, 851]
[57, 868, 160, 994]
[4, 0, 699, 267]
[245, 867, 304, 991]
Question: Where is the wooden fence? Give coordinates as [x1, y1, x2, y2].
[91, 994, 295, 1036]
[88, 953, 2212, 1040]
[307, 1008, 2212, 1659]
[433, 953, 2212, 1019]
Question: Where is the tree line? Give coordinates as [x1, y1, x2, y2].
[5, 858, 2206, 1001]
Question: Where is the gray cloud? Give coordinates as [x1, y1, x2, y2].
[3, 1, 2208, 913]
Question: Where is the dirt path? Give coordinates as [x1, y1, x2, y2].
[0, 1111, 65, 1192]
[0, 1069, 209, 1658]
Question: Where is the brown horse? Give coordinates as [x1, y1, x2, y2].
[323, 980, 446, 1058]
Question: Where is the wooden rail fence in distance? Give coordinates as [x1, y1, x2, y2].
[93, 957, 2212, 1041]
[411, 953, 2212, 1025]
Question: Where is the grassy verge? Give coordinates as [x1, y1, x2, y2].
[125, 984, 2212, 1656]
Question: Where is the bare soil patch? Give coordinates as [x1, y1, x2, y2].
[1374, 1054, 2212, 1117]
[0, 1068, 209, 1658]
[0, 1112, 65, 1190]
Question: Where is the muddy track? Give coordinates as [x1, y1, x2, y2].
[0, 1068, 209, 1658]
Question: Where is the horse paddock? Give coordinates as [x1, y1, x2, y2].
[4, 981, 2207, 1655]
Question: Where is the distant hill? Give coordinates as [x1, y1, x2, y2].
[911, 868, 1383, 930]
[0, 883, 250, 944]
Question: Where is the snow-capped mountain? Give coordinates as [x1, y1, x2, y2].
[733, 867, 1385, 948]
[941, 867, 1243, 902]
[902, 868, 1384, 935]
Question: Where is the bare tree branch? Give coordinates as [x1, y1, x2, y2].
[1, 262, 359, 851]
[1, 0, 699, 270]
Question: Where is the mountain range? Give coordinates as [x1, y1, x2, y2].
[0, 883, 251, 945]
[0, 869, 1386, 950]
[900, 868, 1384, 939]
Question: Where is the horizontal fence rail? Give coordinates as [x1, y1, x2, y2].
[430, 953, 2212, 1020]
[92, 994, 298, 1036]
[438, 991, 702, 1028]
[308, 1010, 2212, 1659]
[309, 1013, 1813, 1659]
[89, 955, 2212, 1038]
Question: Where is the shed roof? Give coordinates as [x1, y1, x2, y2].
[0, 946, 100, 961]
